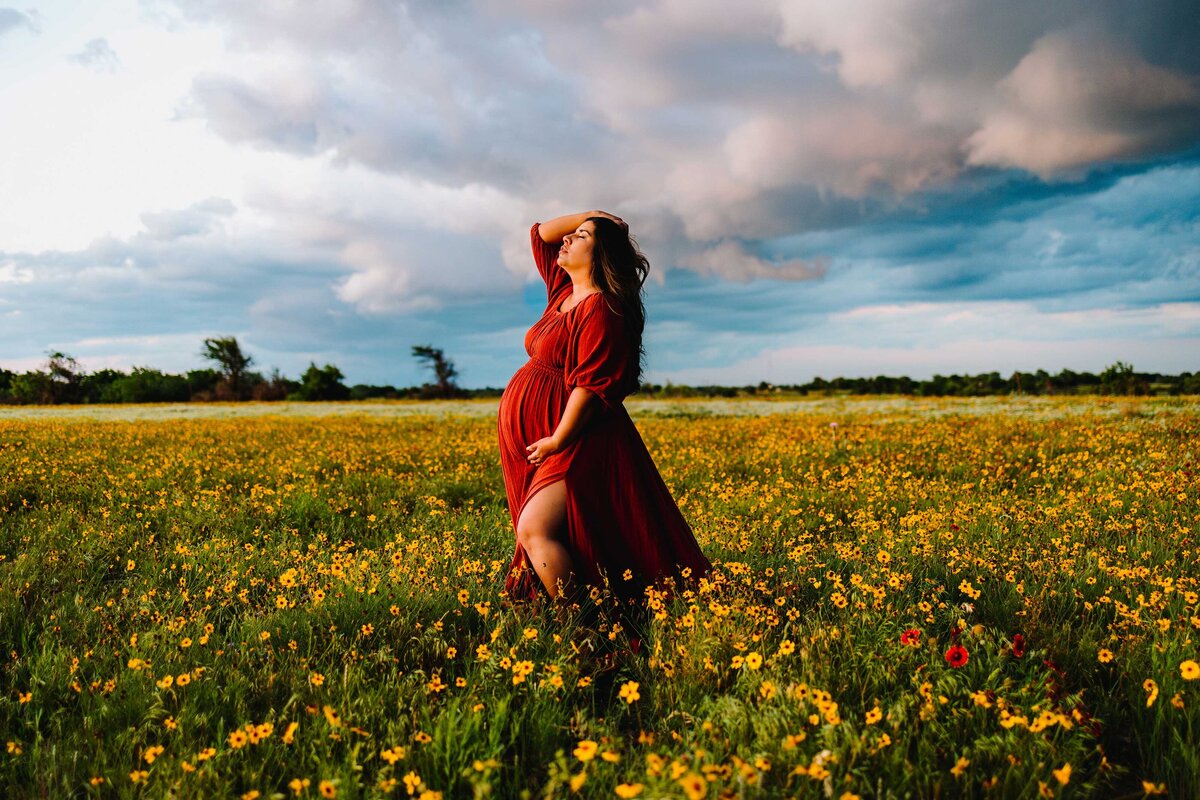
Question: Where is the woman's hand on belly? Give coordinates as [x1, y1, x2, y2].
[525, 388, 603, 465]
[525, 435, 562, 466]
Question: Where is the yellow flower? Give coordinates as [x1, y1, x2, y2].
[569, 771, 587, 792]
[619, 681, 640, 704]
[289, 778, 311, 795]
[283, 722, 300, 744]
[951, 757, 969, 778]
[176, 673, 191, 687]
[778, 639, 795, 656]
[1097, 649, 1113, 663]
[1144, 679, 1159, 707]
[1181, 660, 1199, 681]
[1052, 763, 1071, 785]
[745, 652, 763, 670]
[228, 730, 248, 749]
[677, 773, 707, 800]
[322, 706, 342, 727]
[319, 779, 337, 798]
[573, 740, 598, 762]
[865, 706, 882, 725]
[381, 746, 407, 764]
[615, 784, 644, 798]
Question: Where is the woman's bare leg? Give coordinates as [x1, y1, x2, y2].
[516, 480, 575, 599]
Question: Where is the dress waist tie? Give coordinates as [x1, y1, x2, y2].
[527, 356, 561, 375]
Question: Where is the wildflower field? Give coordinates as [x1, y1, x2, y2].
[1, 396, 1197, 799]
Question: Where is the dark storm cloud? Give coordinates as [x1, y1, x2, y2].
[166, 0, 612, 192]
[643, 159, 1200, 346]
[156, 0, 1200, 246]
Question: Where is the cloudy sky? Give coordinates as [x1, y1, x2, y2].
[2, 1, 1198, 389]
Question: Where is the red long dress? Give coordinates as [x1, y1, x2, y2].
[497, 223, 712, 604]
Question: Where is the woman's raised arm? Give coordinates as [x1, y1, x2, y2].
[537, 210, 626, 243]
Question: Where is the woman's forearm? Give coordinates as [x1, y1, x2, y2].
[552, 387, 603, 447]
[538, 211, 598, 244]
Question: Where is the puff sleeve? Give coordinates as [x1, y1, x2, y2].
[531, 222, 571, 301]
[564, 296, 634, 410]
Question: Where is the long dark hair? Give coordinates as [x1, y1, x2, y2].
[586, 216, 648, 391]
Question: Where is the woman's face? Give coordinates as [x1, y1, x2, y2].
[557, 220, 596, 275]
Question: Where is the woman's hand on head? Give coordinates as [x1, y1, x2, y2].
[526, 436, 561, 465]
[591, 210, 628, 231]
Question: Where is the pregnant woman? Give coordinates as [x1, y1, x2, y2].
[497, 210, 711, 608]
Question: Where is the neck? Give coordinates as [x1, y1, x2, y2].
[566, 267, 598, 294]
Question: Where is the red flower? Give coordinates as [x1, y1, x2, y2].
[900, 629, 921, 647]
[945, 644, 969, 668]
[1011, 634, 1026, 658]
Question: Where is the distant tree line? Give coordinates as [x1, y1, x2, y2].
[0, 338, 482, 405]
[1, 347, 1196, 405]
[646, 362, 1200, 398]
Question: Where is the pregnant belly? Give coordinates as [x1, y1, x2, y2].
[499, 362, 568, 444]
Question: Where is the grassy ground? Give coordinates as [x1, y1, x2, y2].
[0, 396, 1197, 798]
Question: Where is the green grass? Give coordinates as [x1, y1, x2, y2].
[0, 396, 1197, 798]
